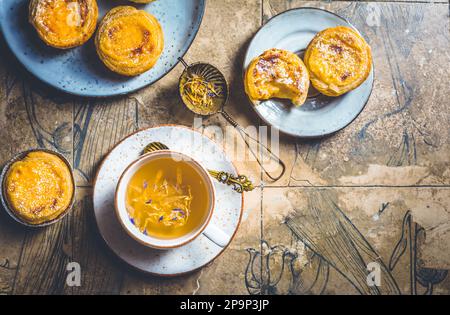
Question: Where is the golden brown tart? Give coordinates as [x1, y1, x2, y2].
[304, 26, 372, 97]
[5, 151, 74, 225]
[29, 0, 98, 49]
[244, 48, 310, 107]
[95, 6, 164, 76]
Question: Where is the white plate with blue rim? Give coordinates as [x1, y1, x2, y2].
[0, 0, 205, 97]
[93, 125, 244, 276]
[243, 7, 374, 138]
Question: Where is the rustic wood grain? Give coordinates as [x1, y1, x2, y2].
[69, 188, 124, 295]
[70, 87, 139, 293]
[0, 40, 25, 295]
[73, 97, 138, 186]
[11, 87, 74, 294]
[0, 42, 74, 294]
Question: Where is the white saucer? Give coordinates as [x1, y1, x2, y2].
[93, 125, 243, 276]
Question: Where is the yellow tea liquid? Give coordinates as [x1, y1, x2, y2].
[125, 156, 210, 239]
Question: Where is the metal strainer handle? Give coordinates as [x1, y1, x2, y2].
[219, 110, 286, 182]
[143, 142, 255, 193]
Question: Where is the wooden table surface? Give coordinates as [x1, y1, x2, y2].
[1, 0, 449, 295]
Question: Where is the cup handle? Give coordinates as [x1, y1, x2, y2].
[202, 223, 230, 248]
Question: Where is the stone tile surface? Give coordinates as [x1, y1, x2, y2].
[262, 187, 450, 295]
[0, 0, 449, 295]
[262, 1, 450, 187]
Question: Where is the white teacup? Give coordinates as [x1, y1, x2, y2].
[115, 150, 230, 249]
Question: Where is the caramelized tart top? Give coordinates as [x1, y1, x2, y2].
[304, 26, 372, 97]
[29, 0, 98, 49]
[245, 48, 310, 107]
[5, 151, 74, 225]
[95, 6, 164, 76]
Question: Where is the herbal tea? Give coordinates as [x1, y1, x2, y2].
[125, 156, 211, 239]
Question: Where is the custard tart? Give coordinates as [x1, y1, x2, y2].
[4, 151, 74, 225]
[304, 26, 372, 97]
[245, 48, 310, 107]
[95, 6, 164, 76]
[29, 0, 98, 49]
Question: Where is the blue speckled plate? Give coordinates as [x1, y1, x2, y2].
[243, 8, 374, 138]
[0, 0, 205, 97]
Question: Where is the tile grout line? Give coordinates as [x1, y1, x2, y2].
[263, 185, 450, 189]
[71, 98, 75, 295]
[259, 0, 264, 296]
[75, 184, 450, 188]
[329, 0, 448, 3]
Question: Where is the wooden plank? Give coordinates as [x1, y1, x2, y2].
[73, 97, 138, 186]
[13, 95, 139, 294]
[69, 97, 139, 294]
[0, 40, 24, 295]
[1, 74, 74, 294]
[69, 188, 123, 294]
[5, 64, 137, 295]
